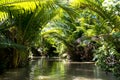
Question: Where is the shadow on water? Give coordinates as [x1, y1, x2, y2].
[0, 57, 117, 80]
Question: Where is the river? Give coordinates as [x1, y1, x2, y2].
[0, 57, 117, 80]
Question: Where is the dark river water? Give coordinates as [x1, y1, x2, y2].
[0, 57, 117, 80]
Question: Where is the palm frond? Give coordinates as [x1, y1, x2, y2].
[42, 31, 74, 48]
[0, 0, 37, 6]
[0, 41, 26, 50]
[56, 2, 78, 21]
[72, 0, 120, 30]
[22, 0, 58, 42]
[0, 0, 79, 48]
[0, 32, 26, 50]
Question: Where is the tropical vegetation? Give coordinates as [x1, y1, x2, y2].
[0, 0, 120, 78]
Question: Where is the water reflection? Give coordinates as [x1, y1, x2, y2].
[0, 57, 117, 80]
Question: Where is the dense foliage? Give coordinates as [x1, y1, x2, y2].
[0, 0, 120, 78]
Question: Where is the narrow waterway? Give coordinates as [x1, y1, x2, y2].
[0, 57, 117, 80]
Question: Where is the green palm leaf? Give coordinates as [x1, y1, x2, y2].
[71, 0, 120, 30]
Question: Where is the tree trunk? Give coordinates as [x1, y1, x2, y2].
[12, 49, 28, 68]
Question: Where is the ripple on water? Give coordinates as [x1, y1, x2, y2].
[72, 76, 103, 80]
